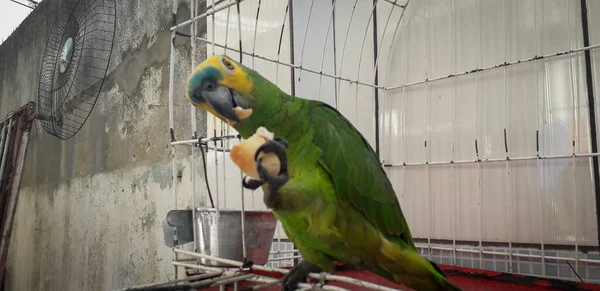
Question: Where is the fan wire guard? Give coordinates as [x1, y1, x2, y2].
[37, 0, 116, 140]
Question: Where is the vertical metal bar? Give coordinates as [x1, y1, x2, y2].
[572, 135, 580, 276]
[0, 125, 7, 173]
[423, 0, 432, 260]
[272, 2, 293, 266]
[502, 0, 513, 273]
[168, 1, 179, 275]
[579, 0, 600, 250]
[450, 0, 457, 266]
[210, 0, 221, 261]
[220, 3, 232, 211]
[275, 3, 290, 108]
[210, 0, 216, 55]
[169, 0, 179, 281]
[512, 0, 537, 273]
[426, 85, 432, 260]
[249, 0, 262, 210]
[517, 0, 535, 267]
[493, 246, 497, 272]
[287, 0, 299, 265]
[236, 0, 247, 261]
[223, 3, 231, 57]
[251, 0, 261, 69]
[190, 0, 199, 253]
[332, 0, 339, 106]
[236, 0, 243, 63]
[0, 119, 13, 189]
[567, 0, 580, 275]
[515, 0, 524, 276]
[476, 0, 483, 270]
[169, 13, 177, 209]
[268, 3, 284, 266]
[275, 225, 281, 268]
[372, 0, 380, 158]
[533, 1, 546, 277]
[240, 169, 247, 260]
[401, 3, 409, 256]
[332, 0, 339, 109]
[288, 0, 296, 98]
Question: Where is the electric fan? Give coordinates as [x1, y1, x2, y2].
[37, 0, 116, 140]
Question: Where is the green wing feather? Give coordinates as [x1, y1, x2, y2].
[308, 101, 415, 249]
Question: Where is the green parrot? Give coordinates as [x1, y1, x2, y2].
[185, 55, 462, 291]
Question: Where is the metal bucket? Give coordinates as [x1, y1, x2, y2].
[194, 207, 278, 267]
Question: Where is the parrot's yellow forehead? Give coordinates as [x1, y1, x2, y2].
[193, 55, 253, 94]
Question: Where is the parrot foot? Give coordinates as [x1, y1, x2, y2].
[240, 258, 254, 271]
[281, 261, 323, 291]
[316, 272, 328, 288]
[255, 138, 289, 209]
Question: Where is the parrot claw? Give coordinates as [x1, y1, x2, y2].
[273, 137, 288, 148]
[242, 176, 264, 190]
[281, 261, 322, 291]
[317, 272, 328, 288]
[255, 138, 289, 209]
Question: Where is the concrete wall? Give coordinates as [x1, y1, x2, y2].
[0, 0, 210, 289]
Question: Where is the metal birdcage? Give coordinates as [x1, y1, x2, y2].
[124, 0, 600, 290]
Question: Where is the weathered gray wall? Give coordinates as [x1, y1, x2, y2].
[0, 0, 209, 289]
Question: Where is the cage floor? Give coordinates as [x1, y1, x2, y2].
[201, 264, 600, 291]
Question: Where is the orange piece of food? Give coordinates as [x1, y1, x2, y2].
[234, 107, 253, 119]
[230, 127, 280, 181]
[226, 107, 253, 127]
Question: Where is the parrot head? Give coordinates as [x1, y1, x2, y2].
[186, 55, 262, 128]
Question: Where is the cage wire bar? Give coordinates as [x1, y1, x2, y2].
[159, 0, 600, 289]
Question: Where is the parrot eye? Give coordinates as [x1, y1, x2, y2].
[221, 58, 235, 74]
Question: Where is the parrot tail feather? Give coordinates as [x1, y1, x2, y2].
[428, 260, 447, 278]
[376, 238, 463, 291]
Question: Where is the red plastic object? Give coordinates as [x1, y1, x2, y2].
[201, 264, 600, 291]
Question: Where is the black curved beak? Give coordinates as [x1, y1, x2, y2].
[201, 82, 240, 122]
